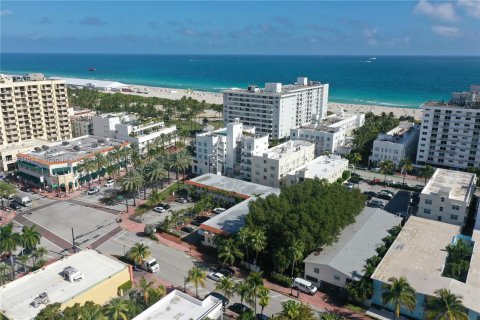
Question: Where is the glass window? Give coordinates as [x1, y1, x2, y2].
[314, 267, 319, 274]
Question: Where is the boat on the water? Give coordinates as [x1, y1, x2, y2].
[88, 67, 96, 71]
[369, 57, 377, 60]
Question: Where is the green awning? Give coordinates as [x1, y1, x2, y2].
[52, 184, 59, 188]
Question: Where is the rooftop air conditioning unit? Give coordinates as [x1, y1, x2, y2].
[63, 266, 84, 283]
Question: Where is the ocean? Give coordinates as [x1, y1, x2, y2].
[1, 53, 479, 108]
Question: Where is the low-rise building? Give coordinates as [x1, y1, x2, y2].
[370, 122, 420, 165]
[371, 216, 480, 320]
[251, 140, 315, 188]
[133, 289, 222, 320]
[285, 155, 348, 185]
[71, 110, 96, 137]
[303, 208, 402, 292]
[0, 138, 49, 172]
[0, 249, 132, 320]
[16, 135, 129, 191]
[290, 111, 365, 156]
[418, 168, 476, 226]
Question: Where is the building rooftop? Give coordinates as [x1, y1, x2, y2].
[375, 122, 419, 144]
[223, 77, 326, 95]
[18, 135, 128, 165]
[0, 249, 128, 320]
[187, 173, 277, 198]
[421, 168, 476, 202]
[261, 140, 314, 160]
[133, 289, 222, 320]
[300, 112, 363, 132]
[200, 189, 280, 235]
[304, 207, 402, 281]
[287, 155, 348, 180]
[371, 216, 480, 313]
[0, 138, 50, 153]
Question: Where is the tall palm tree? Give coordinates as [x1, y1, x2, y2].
[399, 158, 413, 185]
[139, 276, 155, 305]
[0, 223, 20, 279]
[250, 229, 267, 266]
[147, 190, 163, 207]
[103, 298, 129, 320]
[420, 165, 435, 185]
[289, 240, 304, 277]
[281, 300, 301, 319]
[121, 170, 143, 206]
[81, 158, 97, 188]
[186, 267, 207, 298]
[94, 153, 108, 183]
[0, 262, 10, 285]
[80, 301, 107, 320]
[235, 280, 253, 307]
[381, 276, 417, 319]
[351, 152, 362, 174]
[426, 288, 468, 320]
[257, 286, 270, 316]
[215, 276, 235, 310]
[247, 271, 264, 313]
[105, 165, 117, 181]
[17, 254, 30, 273]
[128, 242, 151, 268]
[110, 146, 123, 175]
[31, 246, 48, 267]
[21, 225, 41, 252]
[320, 312, 347, 320]
[146, 160, 167, 190]
[218, 238, 243, 266]
[136, 162, 149, 200]
[379, 160, 395, 182]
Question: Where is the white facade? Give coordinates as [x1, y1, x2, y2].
[370, 122, 420, 165]
[418, 168, 476, 226]
[251, 140, 315, 188]
[290, 111, 365, 156]
[193, 119, 269, 179]
[416, 85, 480, 169]
[223, 77, 329, 139]
[286, 155, 348, 185]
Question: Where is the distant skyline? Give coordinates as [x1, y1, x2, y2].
[1, 1, 480, 55]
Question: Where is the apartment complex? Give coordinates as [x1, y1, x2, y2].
[0, 75, 72, 145]
[371, 217, 480, 320]
[223, 77, 329, 139]
[251, 140, 315, 188]
[193, 119, 269, 179]
[370, 122, 420, 165]
[418, 168, 476, 226]
[416, 85, 480, 169]
[290, 110, 365, 156]
[285, 155, 348, 185]
[92, 113, 176, 153]
[71, 110, 96, 137]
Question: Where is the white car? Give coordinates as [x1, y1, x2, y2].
[153, 207, 166, 213]
[105, 179, 115, 187]
[207, 272, 225, 282]
[213, 208, 226, 214]
[86, 187, 100, 195]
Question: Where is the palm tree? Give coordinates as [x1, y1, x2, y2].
[399, 158, 413, 185]
[94, 153, 108, 182]
[146, 160, 167, 190]
[31, 246, 48, 267]
[147, 190, 163, 207]
[21, 225, 41, 252]
[17, 254, 30, 273]
[80, 301, 107, 320]
[289, 240, 304, 277]
[257, 286, 270, 316]
[381, 276, 417, 319]
[80, 158, 97, 188]
[139, 276, 155, 305]
[0, 223, 20, 279]
[218, 238, 243, 266]
[379, 160, 395, 181]
[281, 300, 301, 319]
[103, 298, 129, 320]
[420, 165, 435, 185]
[250, 229, 267, 265]
[426, 288, 468, 320]
[247, 271, 264, 313]
[105, 165, 117, 180]
[235, 280, 253, 307]
[128, 242, 151, 268]
[215, 276, 235, 309]
[186, 267, 207, 298]
[121, 170, 143, 206]
[351, 152, 362, 174]
[320, 312, 347, 320]
[0, 262, 10, 285]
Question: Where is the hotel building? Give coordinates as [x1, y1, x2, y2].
[416, 84, 480, 169]
[223, 77, 329, 139]
[285, 155, 348, 185]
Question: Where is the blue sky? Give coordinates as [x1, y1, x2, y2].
[1, 1, 479, 55]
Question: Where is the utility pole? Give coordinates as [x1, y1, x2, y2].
[71, 227, 76, 253]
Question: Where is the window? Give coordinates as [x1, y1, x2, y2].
[439, 206, 444, 212]
[314, 267, 320, 274]
[334, 274, 340, 281]
[425, 199, 432, 205]
[452, 205, 460, 211]
[450, 214, 459, 220]
[441, 197, 445, 202]
[424, 208, 431, 214]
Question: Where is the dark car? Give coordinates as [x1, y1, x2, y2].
[191, 216, 210, 226]
[10, 201, 21, 210]
[214, 266, 235, 277]
[208, 292, 229, 306]
[229, 303, 251, 315]
[181, 226, 195, 234]
[158, 203, 171, 210]
[351, 172, 361, 178]
[377, 192, 393, 200]
[367, 199, 385, 209]
[256, 314, 270, 320]
[363, 191, 378, 199]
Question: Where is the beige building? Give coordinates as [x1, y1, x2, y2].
[251, 140, 315, 188]
[0, 75, 72, 146]
[0, 138, 49, 172]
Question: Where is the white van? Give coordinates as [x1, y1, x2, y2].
[292, 277, 317, 295]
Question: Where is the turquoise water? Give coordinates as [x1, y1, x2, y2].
[1, 53, 479, 108]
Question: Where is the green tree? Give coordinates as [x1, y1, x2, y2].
[215, 276, 235, 309]
[103, 298, 129, 320]
[17, 254, 30, 273]
[379, 160, 395, 181]
[0, 223, 20, 279]
[121, 170, 143, 206]
[147, 190, 163, 207]
[0, 262, 10, 285]
[94, 153, 108, 183]
[128, 242, 151, 268]
[186, 267, 207, 298]
[31, 246, 48, 267]
[35, 302, 63, 320]
[79, 301, 107, 320]
[281, 300, 300, 319]
[235, 280, 253, 307]
[420, 165, 435, 185]
[0, 182, 16, 200]
[288, 240, 304, 278]
[218, 238, 243, 266]
[139, 276, 155, 305]
[146, 160, 167, 190]
[257, 286, 270, 316]
[21, 225, 41, 252]
[351, 152, 362, 174]
[249, 229, 267, 266]
[246, 271, 263, 313]
[381, 276, 417, 319]
[426, 288, 468, 320]
[399, 158, 413, 185]
[320, 312, 347, 320]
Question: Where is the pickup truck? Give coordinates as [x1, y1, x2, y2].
[142, 257, 159, 273]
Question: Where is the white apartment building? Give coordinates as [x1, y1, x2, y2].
[193, 119, 269, 179]
[370, 122, 420, 165]
[290, 110, 365, 156]
[418, 168, 476, 227]
[223, 77, 329, 139]
[251, 140, 315, 188]
[285, 155, 348, 185]
[0, 75, 72, 145]
[417, 85, 480, 169]
[92, 113, 176, 152]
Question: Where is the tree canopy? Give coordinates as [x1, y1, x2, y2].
[245, 179, 365, 272]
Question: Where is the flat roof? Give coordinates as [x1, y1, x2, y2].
[187, 173, 277, 198]
[133, 289, 222, 320]
[422, 168, 476, 202]
[223, 82, 326, 96]
[288, 155, 348, 180]
[200, 189, 280, 235]
[371, 216, 480, 313]
[261, 140, 314, 160]
[0, 249, 128, 320]
[0, 138, 50, 153]
[304, 208, 402, 281]
[18, 135, 128, 165]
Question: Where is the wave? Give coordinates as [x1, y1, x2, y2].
[188, 59, 200, 62]
[351, 98, 417, 108]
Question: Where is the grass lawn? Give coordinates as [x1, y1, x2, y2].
[208, 120, 224, 129]
[174, 120, 202, 133]
[159, 181, 185, 200]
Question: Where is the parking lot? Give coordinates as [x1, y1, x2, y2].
[357, 181, 415, 217]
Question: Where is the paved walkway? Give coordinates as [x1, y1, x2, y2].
[66, 199, 122, 215]
[90, 225, 123, 249]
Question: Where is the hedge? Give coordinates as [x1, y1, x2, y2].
[118, 280, 132, 292]
[270, 272, 293, 288]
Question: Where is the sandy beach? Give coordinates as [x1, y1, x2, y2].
[124, 84, 422, 120]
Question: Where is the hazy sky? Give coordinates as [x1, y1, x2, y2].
[1, 1, 479, 55]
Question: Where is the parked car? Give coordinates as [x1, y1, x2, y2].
[363, 191, 378, 199]
[351, 172, 361, 178]
[213, 208, 226, 214]
[350, 177, 363, 184]
[191, 216, 210, 226]
[208, 292, 229, 306]
[214, 266, 235, 277]
[256, 314, 270, 320]
[207, 272, 225, 282]
[158, 203, 171, 210]
[104, 179, 115, 187]
[86, 187, 100, 195]
[292, 278, 317, 295]
[397, 211, 408, 218]
[377, 191, 393, 200]
[371, 167, 381, 172]
[367, 199, 385, 209]
[380, 189, 395, 196]
[153, 206, 166, 213]
[176, 197, 187, 204]
[229, 303, 252, 315]
[10, 201, 21, 210]
[343, 182, 354, 190]
[181, 226, 195, 233]
[370, 178, 382, 184]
